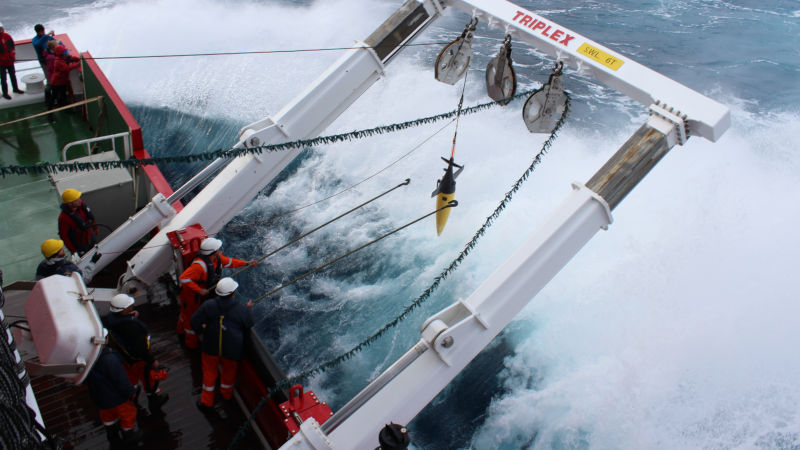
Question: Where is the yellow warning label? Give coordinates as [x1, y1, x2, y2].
[577, 43, 624, 71]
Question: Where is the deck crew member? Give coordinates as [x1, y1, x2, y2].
[44, 40, 60, 83]
[191, 277, 254, 415]
[84, 346, 144, 446]
[0, 22, 25, 100]
[35, 238, 82, 280]
[58, 188, 98, 256]
[50, 44, 80, 108]
[104, 293, 170, 415]
[32, 24, 56, 72]
[177, 237, 256, 349]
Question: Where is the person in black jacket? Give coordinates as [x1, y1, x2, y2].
[85, 346, 143, 446]
[190, 277, 253, 415]
[104, 293, 169, 415]
[35, 239, 82, 280]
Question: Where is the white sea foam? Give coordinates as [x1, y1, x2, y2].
[470, 105, 800, 448]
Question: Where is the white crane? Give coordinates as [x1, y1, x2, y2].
[71, 1, 728, 447]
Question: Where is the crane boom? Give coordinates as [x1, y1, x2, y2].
[77, 0, 729, 443]
[87, 0, 727, 288]
[445, 0, 729, 142]
[112, 0, 440, 287]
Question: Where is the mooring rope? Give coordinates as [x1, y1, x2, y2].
[228, 91, 571, 449]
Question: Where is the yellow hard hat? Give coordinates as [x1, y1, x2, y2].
[61, 188, 82, 203]
[41, 239, 64, 258]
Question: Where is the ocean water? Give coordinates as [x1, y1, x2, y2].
[5, 0, 800, 448]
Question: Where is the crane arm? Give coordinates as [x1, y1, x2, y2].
[279, 93, 710, 449]
[114, 0, 439, 287]
[443, 0, 730, 143]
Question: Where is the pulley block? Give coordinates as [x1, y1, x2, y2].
[485, 35, 516, 105]
[435, 18, 478, 85]
[522, 62, 567, 133]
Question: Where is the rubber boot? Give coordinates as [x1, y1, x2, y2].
[196, 400, 216, 416]
[121, 426, 144, 447]
[147, 393, 169, 414]
[132, 385, 150, 418]
[104, 423, 122, 446]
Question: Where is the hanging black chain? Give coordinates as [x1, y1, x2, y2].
[0, 90, 537, 177]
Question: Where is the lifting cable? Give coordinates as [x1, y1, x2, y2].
[229, 88, 571, 449]
[248, 200, 457, 304]
[450, 55, 470, 160]
[229, 178, 411, 278]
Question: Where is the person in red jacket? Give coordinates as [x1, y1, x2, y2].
[58, 188, 98, 256]
[43, 40, 58, 81]
[0, 22, 25, 100]
[177, 238, 256, 349]
[50, 44, 80, 108]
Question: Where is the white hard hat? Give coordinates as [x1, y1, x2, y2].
[109, 293, 135, 312]
[215, 277, 239, 296]
[200, 237, 222, 255]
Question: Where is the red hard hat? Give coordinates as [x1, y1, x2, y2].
[54, 45, 66, 55]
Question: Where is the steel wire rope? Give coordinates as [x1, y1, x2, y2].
[247, 201, 457, 304]
[448, 39, 472, 159]
[228, 178, 412, 278]
[229, 88, 570, 449]
[14, 42, 452, 63]
[15, 35, 509, 65]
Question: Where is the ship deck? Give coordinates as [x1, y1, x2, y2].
[3, 284, 263, 449]
[0, 97, 96, 284]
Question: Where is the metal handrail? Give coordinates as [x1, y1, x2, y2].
[62, 131, 131, 161]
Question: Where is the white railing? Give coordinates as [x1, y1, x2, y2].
[62, 131, 131, 161]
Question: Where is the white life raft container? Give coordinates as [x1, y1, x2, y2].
[24, 273, 107, 384]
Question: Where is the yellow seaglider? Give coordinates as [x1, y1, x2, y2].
[432, 156, 463, 236]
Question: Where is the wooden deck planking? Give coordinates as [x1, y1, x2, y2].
[27, 300, 264, 449]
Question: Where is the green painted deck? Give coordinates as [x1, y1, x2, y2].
[0, 102, 95, 284]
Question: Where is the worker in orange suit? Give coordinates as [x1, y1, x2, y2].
[104, 294, 169, 415]
[84, 346, 143, 446]
[191, 277, 254, 416]
[177, 237, 256, 349]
